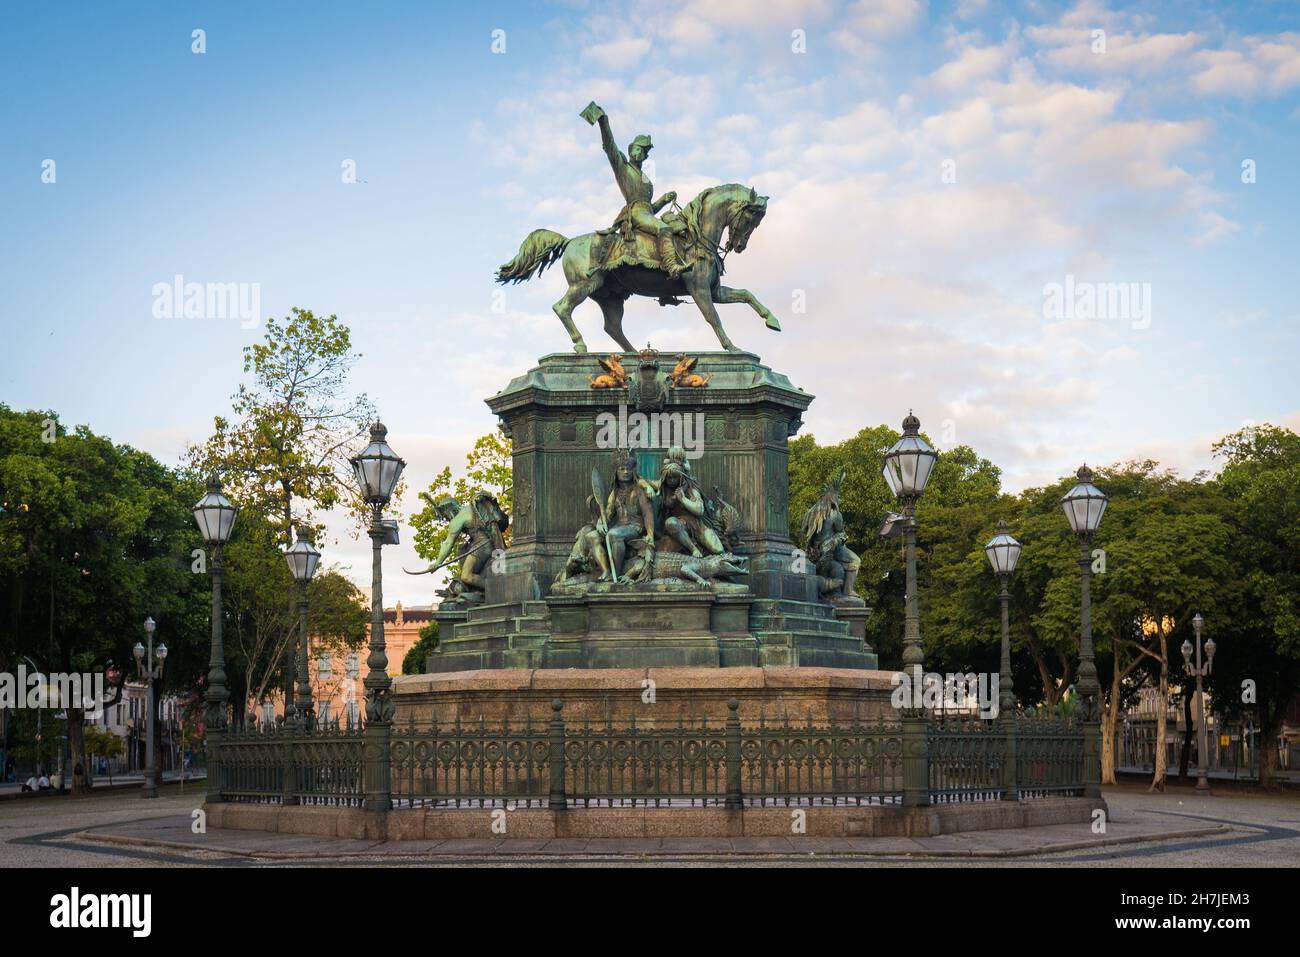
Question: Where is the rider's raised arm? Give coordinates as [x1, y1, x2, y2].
[597, 114, 625, 173]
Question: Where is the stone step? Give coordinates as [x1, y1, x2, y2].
[750, 598, 844, 621]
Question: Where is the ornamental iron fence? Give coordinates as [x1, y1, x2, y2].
[209, 700, 1084, 810]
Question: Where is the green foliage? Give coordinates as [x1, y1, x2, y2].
[222, 503, 368, 711]
[187, 308, 377, 538]
[402, 621, 441, 675]
[84, 725, 123, 762]
[185, 309, 374, 714]
[788, 425, 1002, 674]
[1204, 425, 1300, 781]
[788, 429, 1254, 718]
[0, 405, 211, 701]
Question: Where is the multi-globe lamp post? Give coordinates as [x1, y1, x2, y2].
[350, 422, 405, 810]
[133, 617, 167, 799]
[1181, 613, 1216, 793]
[193, 475, 238, 801]
[985, 520, 1022, 800]
[284, 531, 321, 731]
[1061, 464, 1108, 799]
[881, 412, 937, 807]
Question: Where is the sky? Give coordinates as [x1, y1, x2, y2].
[2, 0, 1298, 606]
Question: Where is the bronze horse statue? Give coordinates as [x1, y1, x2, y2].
[496, 184, 781, 353]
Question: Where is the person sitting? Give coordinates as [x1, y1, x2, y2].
[37, 774, 51, 791]
[22, 776, 36, 793]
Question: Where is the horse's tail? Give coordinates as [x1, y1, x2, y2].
[496, 228, 569, 284]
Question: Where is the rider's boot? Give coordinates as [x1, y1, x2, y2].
[658, 232, 686, 277]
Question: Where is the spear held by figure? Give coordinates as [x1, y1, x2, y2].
[591, 467, 619, 580]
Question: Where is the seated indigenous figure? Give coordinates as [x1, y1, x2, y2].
[656, 447, 724, 558]
[558, 449, 655, 584]
[800, 470, 861, 602]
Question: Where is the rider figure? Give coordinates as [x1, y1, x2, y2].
[586, 102, 686, 277]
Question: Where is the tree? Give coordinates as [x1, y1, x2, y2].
[0, 406, 209, 792]
[1209, 425, 1300, 787]
[403, 621, 440, 675]
[188, 309, 375, 711]
[220, 505, 368, 721]
[787, 424, 1002, 673]
[83, 725, 123, 784]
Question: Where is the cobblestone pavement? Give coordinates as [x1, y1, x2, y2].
[1, 780, 1296, 867]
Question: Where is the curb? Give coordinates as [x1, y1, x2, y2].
[0, 776, 206, 802]
[72, 822, 1235, 861]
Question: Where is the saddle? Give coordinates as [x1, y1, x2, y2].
[595, 209, 692, 275]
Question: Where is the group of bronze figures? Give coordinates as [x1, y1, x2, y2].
[422, 101, 860, 605]
[554, 446, 745, 589]
[422, 451, 859, 604]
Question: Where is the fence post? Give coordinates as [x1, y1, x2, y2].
[281, 727, 298, 806]
[205, 728, 223, 804]
[902, 704, 930, 807]
[363, 717, 391, 811]
[548, 699, 566, 811]
[1002, 713, 1018, 801]
[725, 698, 742, 810]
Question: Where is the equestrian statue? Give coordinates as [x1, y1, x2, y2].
[496, 102, 782, 354]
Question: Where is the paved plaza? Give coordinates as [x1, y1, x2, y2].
[1, 781, 1295, 867]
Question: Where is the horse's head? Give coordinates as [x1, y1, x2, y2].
[685, 185, 769, 256]
[726, 189, 768, 254]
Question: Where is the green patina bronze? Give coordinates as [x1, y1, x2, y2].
[496, 103, 781, 354]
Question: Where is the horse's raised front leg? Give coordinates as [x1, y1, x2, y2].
[714, 285, 781, 331]
[552, 279, 599, 354]
[594, 294, 634, 352]
[684, 275, 739, 352]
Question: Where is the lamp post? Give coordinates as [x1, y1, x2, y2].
[1181, 613, 1216, 793]
[882, 411, 937, 807]
[193, 476, 238, 729]
[985, 520, 1022, 800]
[350, 422, 405, 811]
[284, 531, 321, 731]
[193, 475, 237, 803]
[133, 617, 167, 798]
[1061, 464, 1108, 799]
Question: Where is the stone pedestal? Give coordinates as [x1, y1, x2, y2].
[485, 350, 816, 603]
[396, 666, 899, 728]
[425, 350, 878, 673]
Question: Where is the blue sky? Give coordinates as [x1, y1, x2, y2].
[3, 0, 1298, 604]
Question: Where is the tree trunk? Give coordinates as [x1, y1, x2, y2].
[1149, 643, 1168, 792]
[1102, 665, 1121, 785]
[1259, 705, 1282, 788]
[67, 707, 90, 794]
[1178, 690, 1193, 780]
